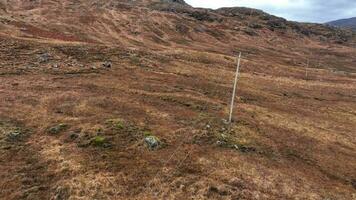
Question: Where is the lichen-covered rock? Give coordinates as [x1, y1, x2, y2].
[38, 53, 51, 63]
[6, 130, 22, 141]
[102, 61, 112, 68]
[144, 136, 160, 150]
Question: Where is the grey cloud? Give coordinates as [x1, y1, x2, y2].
[186, 0, 356, 23]
[253, 0, 356, 23]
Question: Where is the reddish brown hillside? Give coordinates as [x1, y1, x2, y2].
[0, 0, 355, 199]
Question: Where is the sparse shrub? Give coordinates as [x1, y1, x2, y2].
[129, 55, 141, 66]
[92, 136, 105, 145]
[243, 28, 258, 36]
[249, 23, 263, 29]
[175, 23, 190, 34]
[48, 124, 68, 134]
[106, 119, 124, 130]
[143, 131, 152, 137]
[91, 136, 109, 147]
[267, 19, 287, 30]
[259, 15, 272, 21]
[224, 56, 232, 61]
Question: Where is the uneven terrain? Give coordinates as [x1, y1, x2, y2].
[327, 17, 356, 31]
[0, 0, 356, 199]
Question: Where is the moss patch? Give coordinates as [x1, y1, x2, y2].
[91, 136, 106, 147]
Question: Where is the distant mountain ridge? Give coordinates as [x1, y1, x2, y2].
[0, 0, 355, 46]
[327, 17, 356, 31]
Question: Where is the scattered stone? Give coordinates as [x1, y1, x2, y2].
[6, 130, 22, 141]
[48, 124, 68, 135]
[144, 135, 160, 150]
[216, 140, 226, 146]
[222, 119, 229, 125]
[220, 133, 227, 139]
[38, 53, 51, 63]
[351, 179, 356, 189]
[102, 61, 112, 68]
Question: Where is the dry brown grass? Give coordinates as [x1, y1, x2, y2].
[0, 1, 355, 199]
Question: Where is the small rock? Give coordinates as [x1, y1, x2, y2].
[102, 143, 112, 148]
[102, 61, 112, 68]
[216, 140, 226, 146]
[38, 53, 51, 63]
[144, 136, 160, 150]
[206, 124, 211, 129]
[6, 130, 22, 141]
[220, 134, 227, 140]
[351, 179, 356, 189]
[222, 119, 229, 124]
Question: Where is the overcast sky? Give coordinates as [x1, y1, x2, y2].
[185, 0, 356, 23]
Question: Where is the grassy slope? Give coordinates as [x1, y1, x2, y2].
[0, 1, 355, 199]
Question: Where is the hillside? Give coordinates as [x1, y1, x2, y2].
[327, 17, 356, 31]
[0, 0, 356, 199]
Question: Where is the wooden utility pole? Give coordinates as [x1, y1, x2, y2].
[229, 52, 242, 123]
[305, 59, 309, 79]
